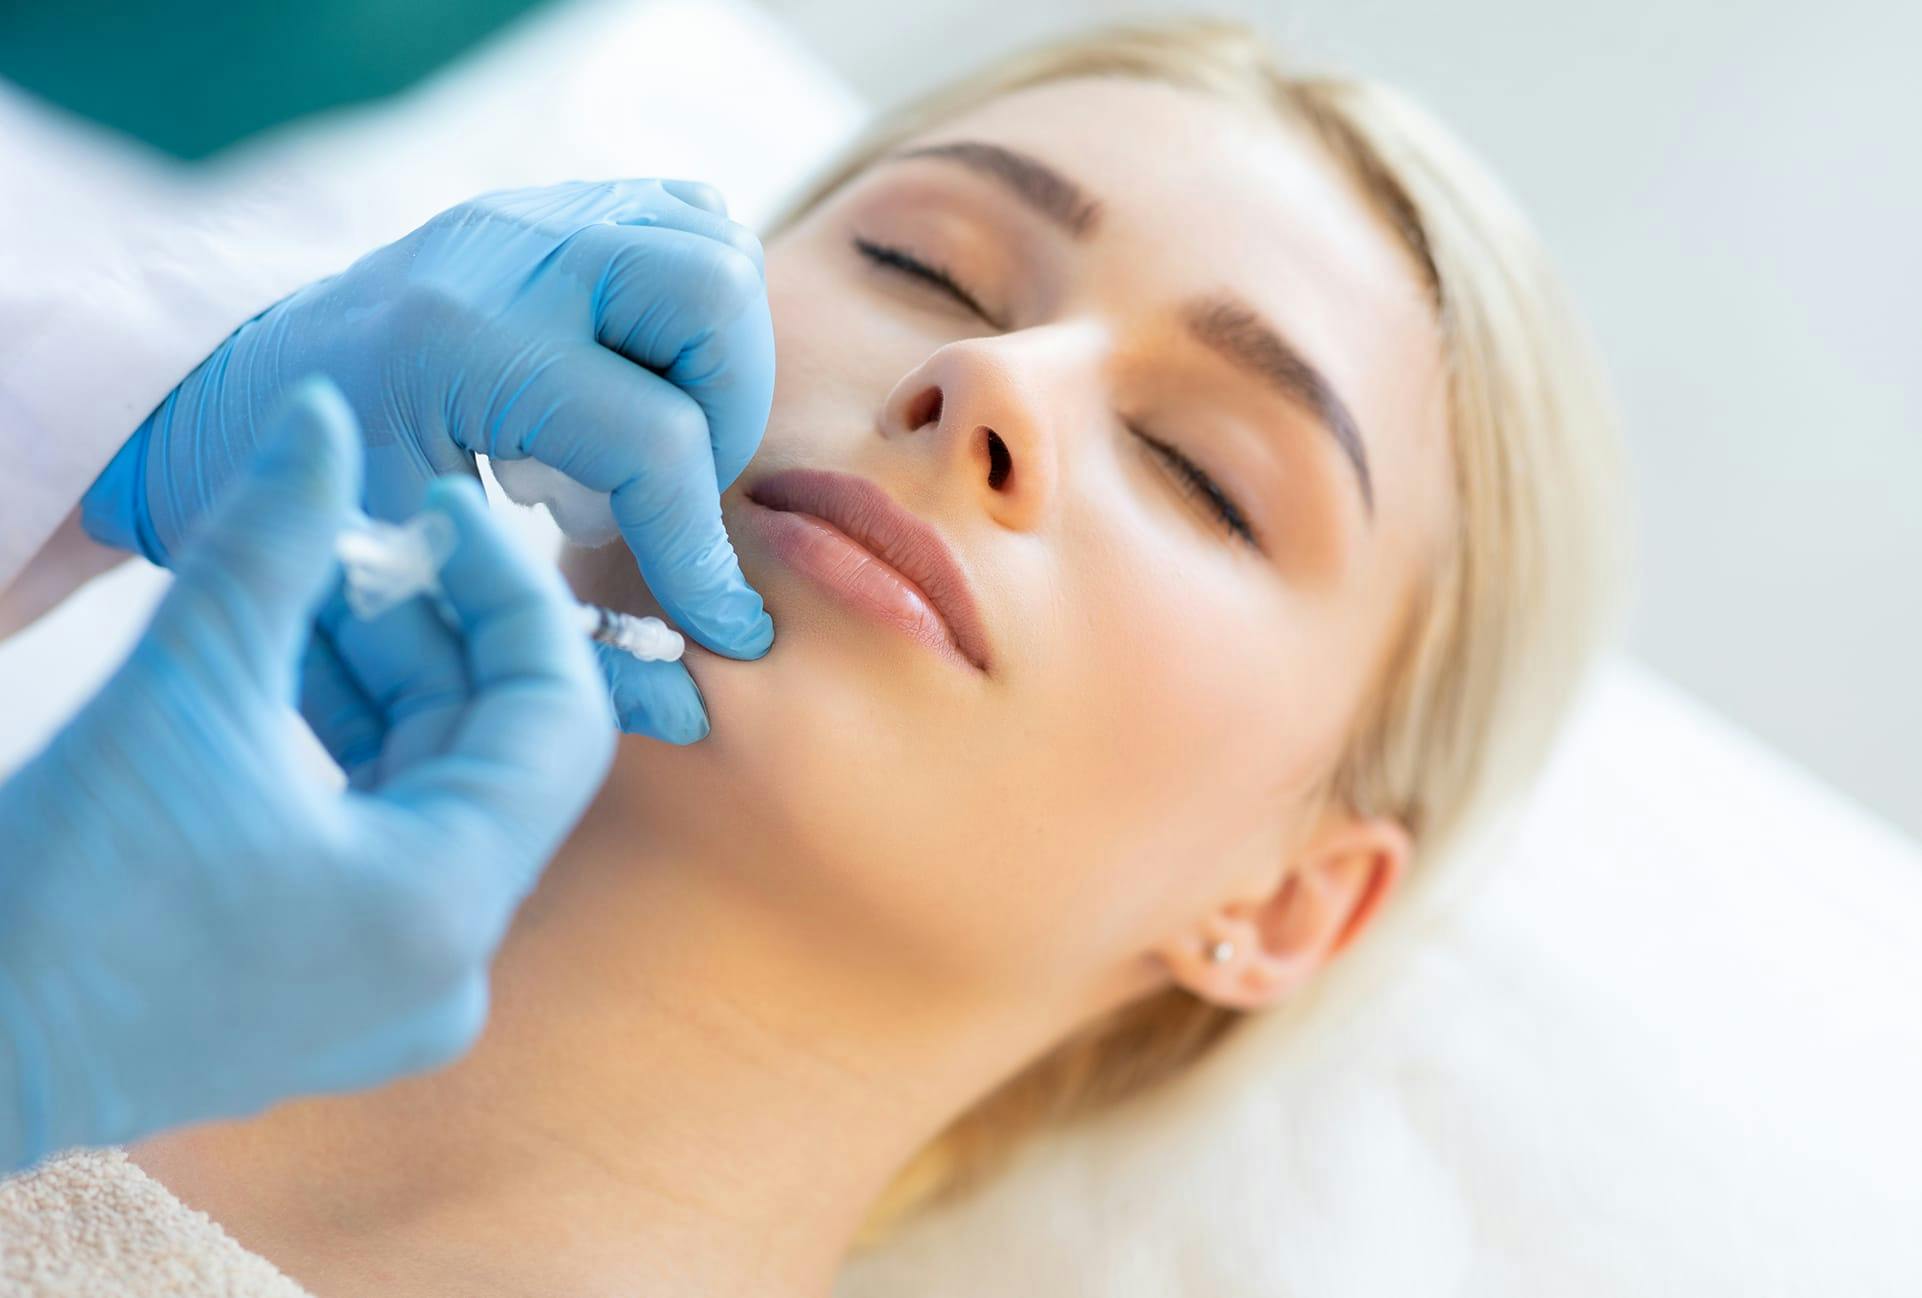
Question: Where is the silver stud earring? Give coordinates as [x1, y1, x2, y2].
[1206, 939, 1236, 965]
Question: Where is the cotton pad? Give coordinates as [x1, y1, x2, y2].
[490, 457, 621, 546]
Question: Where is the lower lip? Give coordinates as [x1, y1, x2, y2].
[742, 501, 974, 670]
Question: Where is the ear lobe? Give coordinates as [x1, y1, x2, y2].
[1161, 817, 1410, 1011]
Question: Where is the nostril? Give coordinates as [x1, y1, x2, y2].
[984, 429, 1012, 490]
[906, 385, 943, 430]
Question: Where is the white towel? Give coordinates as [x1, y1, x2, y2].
[0, 1150, 308, 1298]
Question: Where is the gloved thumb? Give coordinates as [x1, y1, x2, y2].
[158, 376, 364, 694]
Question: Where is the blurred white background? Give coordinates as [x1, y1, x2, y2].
[756, 0, 1921, 839]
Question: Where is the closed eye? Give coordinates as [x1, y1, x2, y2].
[1132, 425, 1260, 548]
[853, 237, 1002, 327]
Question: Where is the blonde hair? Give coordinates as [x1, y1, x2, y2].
[763, 19, 1625, 1249]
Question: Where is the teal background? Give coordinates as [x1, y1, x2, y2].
[0, 0, 551, 158]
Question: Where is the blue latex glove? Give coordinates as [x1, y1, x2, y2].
[0, 379, 613, 1172]
[81, 178, 776, 741]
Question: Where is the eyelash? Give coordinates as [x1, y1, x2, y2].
[853, 237, 997, 325]
[1132, 427, 1259, 546]
[852, 235, 1259, 548]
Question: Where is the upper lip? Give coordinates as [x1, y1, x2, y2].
[745, 468, 993, 672]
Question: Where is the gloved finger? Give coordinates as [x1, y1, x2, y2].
[360, 434, 482, 525]
[424, 476, 603, 696]
[375, 476, 612, 880]
[471, 343, 772, 660]
[602, 178, 761, 276]
[592, 640, 709, 743]
[314, 585, 472, 783]
[299, 631, 386, 788]
[295, 975, 489, 1097]
[156, 376, 362, 702]
[557, 221, 776, 487]
[478, 179, 763, 275]
[657, 178, 728, 217]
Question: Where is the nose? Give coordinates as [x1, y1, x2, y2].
[878, 328, 1098, 534]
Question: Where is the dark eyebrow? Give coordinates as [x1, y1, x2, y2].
[887, 140, 1103, 239]
[1182, 295, 1375, 516]
[882, 139, 1373, 516]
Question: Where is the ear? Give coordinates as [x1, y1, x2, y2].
[1158, 815, 1410, 1011]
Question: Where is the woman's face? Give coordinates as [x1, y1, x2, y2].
[567, 77, 1450, 1013]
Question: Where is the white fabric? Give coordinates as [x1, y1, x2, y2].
[0, 1151, 311, 1298]
[2, 3, 1917, 1293]
[0, 90, 301, 594]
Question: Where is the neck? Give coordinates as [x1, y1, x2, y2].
[132, 779, 1069, 1298]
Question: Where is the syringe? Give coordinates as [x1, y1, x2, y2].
[334, 514, 683, 663]
[574, 602, 684, 662]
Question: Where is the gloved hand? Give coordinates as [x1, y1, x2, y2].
[0, 378, 613, 1172]
[80, 178, 776, 741]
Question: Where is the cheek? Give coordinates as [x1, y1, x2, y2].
[757, 243, 906, 471]
[1080, 521, 1334, 778]
[1012, 539, 1363, 921]
[762, 261, 845, 424]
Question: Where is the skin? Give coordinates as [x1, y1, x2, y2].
[133, 77, 1452, 1298]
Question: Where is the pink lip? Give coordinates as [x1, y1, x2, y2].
[743, 468, 992, 673]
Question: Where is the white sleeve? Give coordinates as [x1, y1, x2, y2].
[0, 84, 355, 613]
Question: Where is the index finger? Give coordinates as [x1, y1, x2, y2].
[456, 339, 773, 659]
[556, 222, 775, 493]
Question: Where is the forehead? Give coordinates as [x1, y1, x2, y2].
[905, 77, 1432, 336]
[882, 75, 1451, 552]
